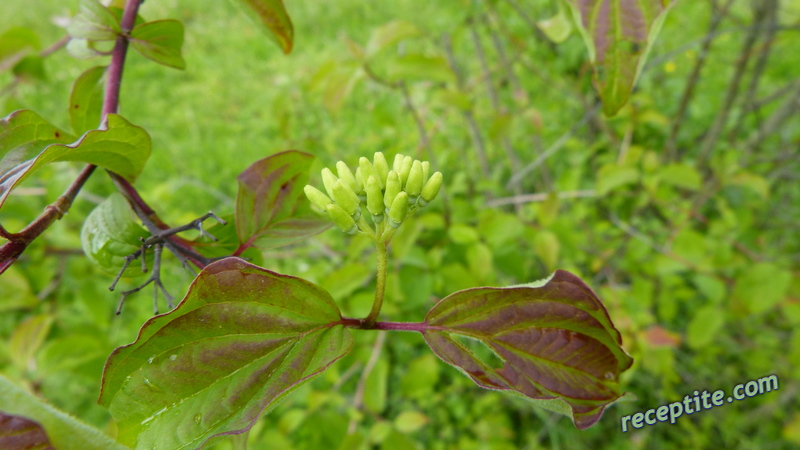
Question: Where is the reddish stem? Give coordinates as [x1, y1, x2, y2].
[340, 317, 433, 332]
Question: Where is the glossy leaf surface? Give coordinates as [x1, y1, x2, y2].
[67, 0, 121, 41]
[98, 258, 353, 449]
[236, 150, 330, 249]
[69, 66, 106, 135]
[130, 20, 186, 70]
[422, 270, 633, 429]
[232, 0, 294, 54]
[0, 411, 55, 450]
[565, 0, 673, 116]
[0, 111, 151, 207]
[0, 375, 128, 450]
[80, 193, 150, 275]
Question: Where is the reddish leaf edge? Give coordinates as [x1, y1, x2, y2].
[97, 257, 354, 447]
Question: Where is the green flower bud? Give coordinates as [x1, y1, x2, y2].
[399, 156, 413, 187]
[373, 152, 389, 185]
[359, 157, 383, 189]
[366, 175, 384, 217]
[327, 204, 357, 234]
[355, 167, 364, 194]
[321, 168, 338, 198]
[388, 191, 409, 228]
[332, 180, 360, 216]
[384, 170, 401, 209]
[336, 161, 359, 194]
[421, 161, 430, 184]
[393, 153, 405, 173]
[406, 160, 423, 199]
[304, 185, 333, 211]
[419, 171, 443, 206]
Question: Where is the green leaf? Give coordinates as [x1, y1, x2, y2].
[0, 111, 151, 207]
[9, 314, 53, 372]
[231, 0, 294, 54]
[596, 164, 639, 195]
[98, 258, 353, 449]
[422, 270, 633, 430]
[537, 6, 574, 43]
[0, 27, 40, 73]
[365, 21, 421, 60]
[733, 262, 791, 314]
[657, 163, 701, 191]
[69, 66, 107, 135]
[0, 266, 39, 312]
[130, 20, 186, 70]
[0, 411, 55, 450]
[533, 230, 560, 272]
[393, 411, 428, 434]
[67, 0, 122, 41]
[0, 375, 129, 450]
[564, 0, 674, 116]
[686, 305, 724, 349]
[384, 54, 455, 84]
[364, 357, 389, 414]
[81, 193, 150, 275]
[236, 150, 330, 249]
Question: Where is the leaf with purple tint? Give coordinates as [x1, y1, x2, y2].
[232, 0, 294, 54]
[422, 270, 633, 429]
[98, 258, 352, 449]
[0, 111, 151, 208]
[0, 412, 55, 450]
[235, 150, 330, 250]
[565, 0, 674, 116]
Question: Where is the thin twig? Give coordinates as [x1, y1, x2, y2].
[347, 331, 387, 434]
[487, 190, 596, 207]
[664, 0, 735, 160]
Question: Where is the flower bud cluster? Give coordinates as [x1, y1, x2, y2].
[304, 152, 443, 236]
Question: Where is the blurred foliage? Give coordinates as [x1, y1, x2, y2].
[1, 0, 799, 448]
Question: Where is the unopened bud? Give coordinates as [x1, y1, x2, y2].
[384, 171, 401, 209]
[373, 152, 389, 185]
[304, 185, 333, 211]
[359, 157, 383, 189]
[419, 171, 443, 206]
[332, 180, 360, 216]
[399, 156, 413, 187]
[421, 161, 430, 184]
[366, 175, 384, 216]
[327, 204, 357, 235]
[406, 160, 423, 198]
[388, 192, 409, 228]
[393, 153, 405, 173]
[355, 167, 364, 193]
[321, 168, 338, 198]
[336, 161, 359, 194]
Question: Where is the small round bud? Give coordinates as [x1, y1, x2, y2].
[366, 176, 384, 216]
[393, 153, 405, 173]
[304, 185, 333, 211]
[336, 161, 359, 194]
[388, 192, 409, 228]
[359, 157, 383, 189]
[399, 156, 413, 187]
[419, 171, 443, 206]
[373, 152, 389, 185]
[327, 204, 357, 235]
[421, 161, 430, 184]
[332, 180, 360, 216]
[384, 171, 401, 209]
[405, 160, 423, 198]
[321, 168, 338, 198]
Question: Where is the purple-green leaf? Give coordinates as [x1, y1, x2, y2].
[232, 0, 294, 54]
[422, 270, 633, 429]
[0, 412, 54, 450]
[0, 111, 151, 208]
[235, 150, 330, 250]
[130, 20, 186, 70]
[98, 258, 352, 449]
[67, 0, 122, 41]
[565, 0, 674, 116]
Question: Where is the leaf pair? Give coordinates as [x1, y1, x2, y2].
[99, 258, 632, 448]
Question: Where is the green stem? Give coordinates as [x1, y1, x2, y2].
[230, 429, 249, 450]
[363, 240, 388, 328]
